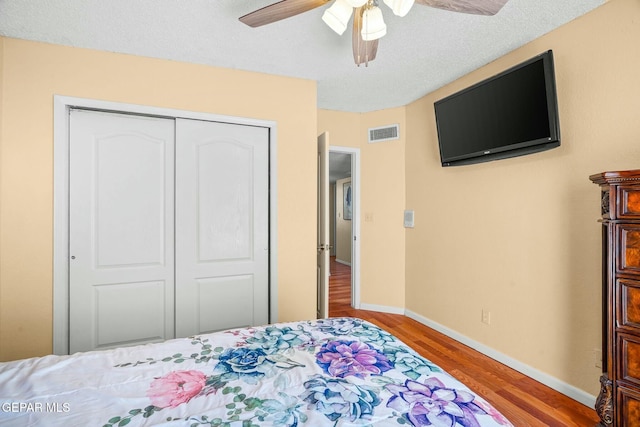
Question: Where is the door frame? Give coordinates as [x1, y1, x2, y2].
[53, 95, 278, 355]
[328, 146, 361, 309]
[317, 133, 329, 319]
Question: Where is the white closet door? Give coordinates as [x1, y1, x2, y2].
[175, 119, 269, 336]
[69, 110, 175, 354]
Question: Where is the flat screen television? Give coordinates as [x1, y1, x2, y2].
[434, 50, 560, 167]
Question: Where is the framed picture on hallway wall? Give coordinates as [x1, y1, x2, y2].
[343, 181, 352, 220]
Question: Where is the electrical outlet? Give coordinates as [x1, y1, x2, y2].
[481, 309, 491, 325]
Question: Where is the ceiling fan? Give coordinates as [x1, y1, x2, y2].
[239, 0, 510, 66]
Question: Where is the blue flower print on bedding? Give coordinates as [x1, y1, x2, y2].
[214, 347, 274, 384]
[301, 374, 381, 423]
[314, 318, 396, 345]
[243, 325, 311, 353]
[314, 317, 365, 336]
[391, 350, 442, 380]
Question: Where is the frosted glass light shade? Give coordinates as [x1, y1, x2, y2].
[322, 0, 354, 35]
[383, 0, 415, 17]
[345, 0, 367, 6]
[361, 6, 386, 41]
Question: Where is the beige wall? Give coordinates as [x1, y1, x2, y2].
[0, 38, 318, 361]
[318, 108, 406, 311]
[335, 178, 352, 264]
[406, 0, 640, 397]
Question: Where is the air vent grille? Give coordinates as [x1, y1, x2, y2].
[368, 124, 399, 143]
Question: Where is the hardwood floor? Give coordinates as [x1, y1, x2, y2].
[328, 257, 599, 426]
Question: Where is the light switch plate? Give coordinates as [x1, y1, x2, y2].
[404, 210, 414, 228]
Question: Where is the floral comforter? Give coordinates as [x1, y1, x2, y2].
[0, 317, 512, 426]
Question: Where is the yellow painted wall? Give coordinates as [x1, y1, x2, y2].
[318, 108, 406, 311]
[0, 38, 318, 361]
[405, 0, 640, 397]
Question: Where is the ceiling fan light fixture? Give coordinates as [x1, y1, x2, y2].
[383, 0, 415, 17]
[322, 0, 354, 35]
[361, 6, 386, 41]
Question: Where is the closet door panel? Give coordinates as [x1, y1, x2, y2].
[197, 275, 255, 332]
[175, 119, 269, 336]
[69, 110, 175, 353]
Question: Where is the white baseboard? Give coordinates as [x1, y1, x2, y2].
[359, 303, 404, 315]
[404, 309, 597, 409]
[335, 258, 351, 267]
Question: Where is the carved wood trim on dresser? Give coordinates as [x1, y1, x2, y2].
[591, 170, 640, 427]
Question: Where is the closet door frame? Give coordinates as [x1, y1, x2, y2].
[53, 95, 278, 355]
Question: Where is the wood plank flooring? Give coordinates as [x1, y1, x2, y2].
[328, 257, 599, 426]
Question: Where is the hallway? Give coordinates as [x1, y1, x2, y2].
[328, 256, 353, 317]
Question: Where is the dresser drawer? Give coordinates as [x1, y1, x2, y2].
[618, 186, 640, 220]
[618, 333, 640, 387]
[618, 279, 640, 330]
[616, 385, 640, 427]
[617, 224, 640, 276]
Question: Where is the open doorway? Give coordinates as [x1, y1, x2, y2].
[328, 147, 360, 313]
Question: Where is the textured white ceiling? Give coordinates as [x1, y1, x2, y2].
[0, 0, 605, 112]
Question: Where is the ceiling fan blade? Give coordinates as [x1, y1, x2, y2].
[415, 0, 509, 16]
[352, 7, 379, 66]
[240, 0, 332, 27]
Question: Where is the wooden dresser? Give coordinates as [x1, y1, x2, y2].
[591, 170, 640, 427]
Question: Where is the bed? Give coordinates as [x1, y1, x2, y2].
[0, 317, 512, 426]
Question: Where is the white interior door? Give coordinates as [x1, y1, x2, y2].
[69, 110, 175, 353]
[175, 119, 269, 336]
[317, 132, 330, 319]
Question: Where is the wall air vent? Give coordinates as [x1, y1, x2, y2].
[368, 124, 399, 143]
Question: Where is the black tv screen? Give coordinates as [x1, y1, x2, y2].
[434, 50, 560, 167]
